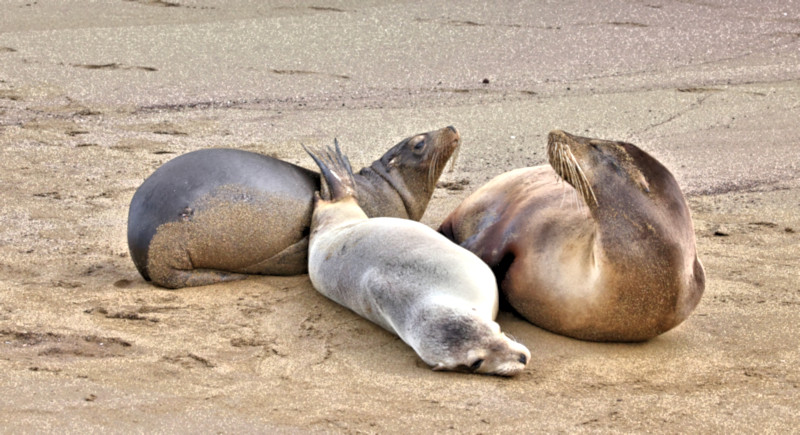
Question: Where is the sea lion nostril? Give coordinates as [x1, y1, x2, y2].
[518, 354, 527, 365]
[470, 359, 484, 371]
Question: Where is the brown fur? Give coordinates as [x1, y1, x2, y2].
[440, 130, 704, 341]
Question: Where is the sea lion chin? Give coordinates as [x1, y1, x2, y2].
[440, 130, 705, 342]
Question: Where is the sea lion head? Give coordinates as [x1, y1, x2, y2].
[547, 129, 654, 209]
[546, 129, 694, 231]
[415, 307, 530, 376]
[369, 126, 461, 220]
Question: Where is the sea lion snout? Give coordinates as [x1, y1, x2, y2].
[423, 126, 460, 153]
[456, 330, 531, 377]
[434, 126, 461, 170]
[479, 351, 530, 377]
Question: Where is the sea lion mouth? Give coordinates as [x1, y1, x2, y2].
[547, 130, 598, 207]
[427, 127, 461, 189]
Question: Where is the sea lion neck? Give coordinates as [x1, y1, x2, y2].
[347, 126, 459, 221]
[588, 141, 692, 256]
[588, 176, 687, 278]
[352, 161, 426, 220]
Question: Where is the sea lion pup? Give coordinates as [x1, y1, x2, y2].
[127, 126, 460, 289]
[439, 130, 705, 342]
[305, 142, 530, 376]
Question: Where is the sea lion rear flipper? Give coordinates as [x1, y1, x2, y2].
[303, 139, 357, 202]
[239, 237, 310, 276]
[151, 267, 250, 289]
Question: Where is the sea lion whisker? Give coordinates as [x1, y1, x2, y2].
[564, 152, 575, 184]
[563, 148, 575, 185]
[564, 149, 579, 186]
[547, 134, 558, 168]
[572, 186, 582, 211]
[555, 152, 565, 182]
[432, 149, 441, 189]
[554, 144, 590, 211]
[559, 175, 574, 210]
[572, 158, 598, 207]
[557, 146, 568, 181]
[428, 146, 440, 190]
[562, 147, 592, 209]
[553, 142, 567, 173]
[448, 142, 460, 172]
[554, 148, 566, 189]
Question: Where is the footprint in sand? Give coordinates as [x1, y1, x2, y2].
[0, 330, 133, 358]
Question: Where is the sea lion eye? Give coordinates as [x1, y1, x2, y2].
[413, 140, 425, 151]
[470, 359, 484, 371]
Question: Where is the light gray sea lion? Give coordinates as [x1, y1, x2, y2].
[127, 126, 460, 288]
[304, 142, 530, 376]
[439, 130, 705, 342]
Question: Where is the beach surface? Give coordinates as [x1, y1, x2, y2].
[1, 0, 799, 432]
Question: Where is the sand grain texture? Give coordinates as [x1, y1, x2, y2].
[1, 0, 798, 432]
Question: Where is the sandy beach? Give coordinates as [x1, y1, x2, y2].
[1, 0, 799, 432]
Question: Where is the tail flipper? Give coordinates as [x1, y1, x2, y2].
[303, 139, 357, 202]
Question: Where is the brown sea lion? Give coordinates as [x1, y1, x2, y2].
[305, 142, 529, 376]
[439, 130, 705, 342]
[127, 126, 460, 289]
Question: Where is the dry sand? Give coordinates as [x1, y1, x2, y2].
[1, 0, 799, 432]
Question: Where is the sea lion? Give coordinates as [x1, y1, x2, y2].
[127, 126, 460, 289]
[305, 142, 530, 376]
[439, 130, 705, 342]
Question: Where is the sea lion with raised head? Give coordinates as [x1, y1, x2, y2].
[127, 126, 460, 288]
[439, 130, 705, 342]
[305, 142, 530, 375]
